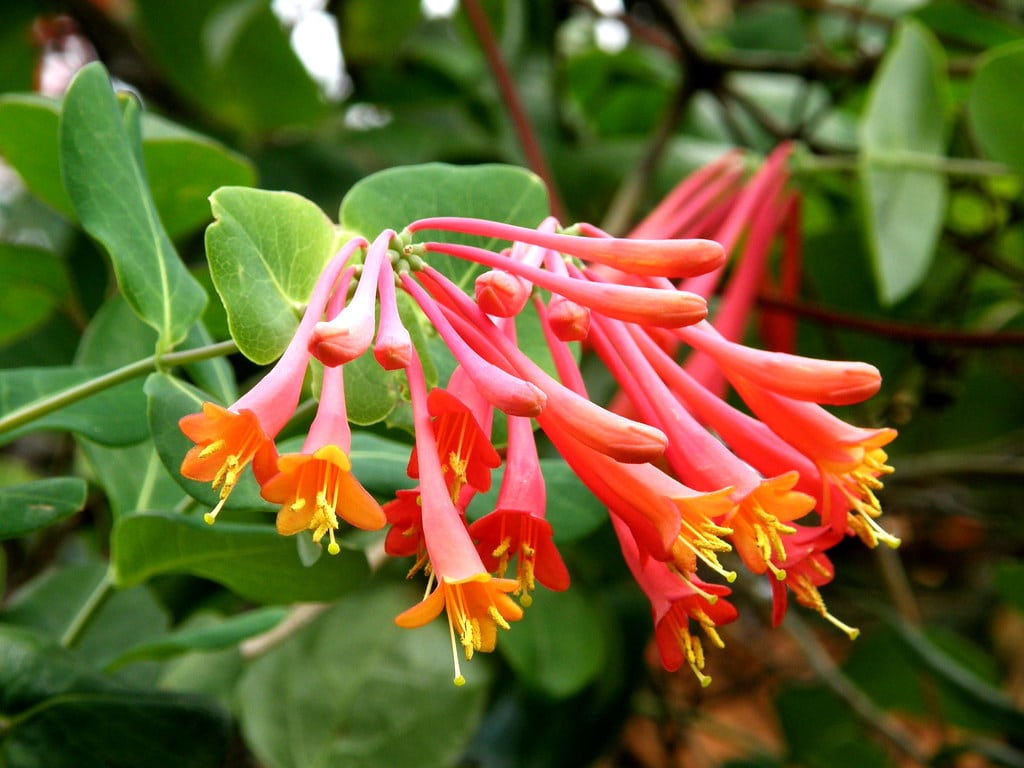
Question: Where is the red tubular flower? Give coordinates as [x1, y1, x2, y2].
[729, 374, 899, 548]
[469, 413, 570, 606]
[259, 352, 385, 554]
[384, 489, 427, 574]
[769, 524, 859, 639]
[180, 237, 368, 524]
[406, 386, 501, 504]
[407, 216, 725, 278]
[401, 273, 547, 417]
[612, 516, 738, 685]
[393, 352, 522, 686]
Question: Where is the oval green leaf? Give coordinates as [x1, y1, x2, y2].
[0, 477, 86, 540]
[859, 20, 949, 305]
[968, 40, 1024, 172]
[111, 510, 371, 604]
[205, 187, 341, 364]
[238, 585, 491, 768]
[59, 62, 207, 349]
[340, 163, 550, 292]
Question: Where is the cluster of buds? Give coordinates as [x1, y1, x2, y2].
[179, 147, 897, 686]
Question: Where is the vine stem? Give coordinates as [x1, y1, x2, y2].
[61, 568, 115, 648]
[0, 339, 238, 437]
[461, 0, 567, 221]
[757, 292, 1024, 347]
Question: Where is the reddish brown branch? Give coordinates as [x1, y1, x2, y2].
[461, 0, 567, 221]
[758, 292, 1024, 348]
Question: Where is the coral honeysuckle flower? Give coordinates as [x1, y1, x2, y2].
[309, 230, 392, 367]
[407, 216, 725, 278]
[401, 274, 547, 418]
[729, 374, 899, 548]
[394, 352, 522, 685]
[180, 237, 368, 524]
[405, 378, 502, 504]
[259, 361, 384, 554]
[179, 403, 279, 524]
[415, 267, 668, 464]
[676, 320, 882, 406]
[768, 524, 859, 639]
[384, 488, 428, 575]
[469, 414, 570, 605]
[423, 240, 709, 329]
[612, 516, 737, 686]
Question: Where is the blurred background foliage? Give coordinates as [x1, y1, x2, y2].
[0, 0, 1023, 766]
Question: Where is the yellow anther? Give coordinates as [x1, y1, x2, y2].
[198, 439, 226, 459]
[488, 605, 511, 631]
[492, 538, 511, 558]
[767, 561, 787, 581]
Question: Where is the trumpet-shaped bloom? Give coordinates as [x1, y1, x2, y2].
[259, 293, 385, 552]
[179, 403, 279, 524]
[613, 516, 737, 685]
[469, 414, 569, 604]
[180, 238, 368, 524]
[393, 352, 523, 684]
[261, 444, 385, 553]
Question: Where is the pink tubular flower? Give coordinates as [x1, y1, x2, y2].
[414, 267, 668, 464]
[393, 351, 523, 686]
[407, 216, 725, 277]
[401, 273, 547, 417]
[612, 516, 738, 686]
[259, 326, 385, 553]
[309, 230, 392, 367]
[180, 237, 367, 524]
[373, 256, 413, 369]
[676, 321, 882, 406]
[423, 240, 708, 329]
[469, 413, 570, 606]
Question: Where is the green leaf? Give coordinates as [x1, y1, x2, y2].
[968, 40, 1024, 172]
[0, 366, 149, 447]
[108, 607, 288, 669]
[340, 163, 550, 293]
[1, 562, 169, 673]
[0, 94, 74, 219]
[348, 432, 415, 496]
[78, 439, 186, 520]
[110, 511, 371, 604]
[0, 243, 71, 348]
[0, 478, 86, 539]
[237, 585, 491, 768]
[144, 372, 272, 512]
[141, 113, 257, 238]
[59, 62, 206, 349]
[498, 588, 608, 698]
[859, 20, 949, 305]
[0, 626, 229, 768]
[205, 187, 340, 364]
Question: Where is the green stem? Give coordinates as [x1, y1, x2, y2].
[0, 339, 238, 437]
[61, 568, 115, 648]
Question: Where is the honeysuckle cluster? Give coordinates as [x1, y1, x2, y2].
[179, 150, 897, 687]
